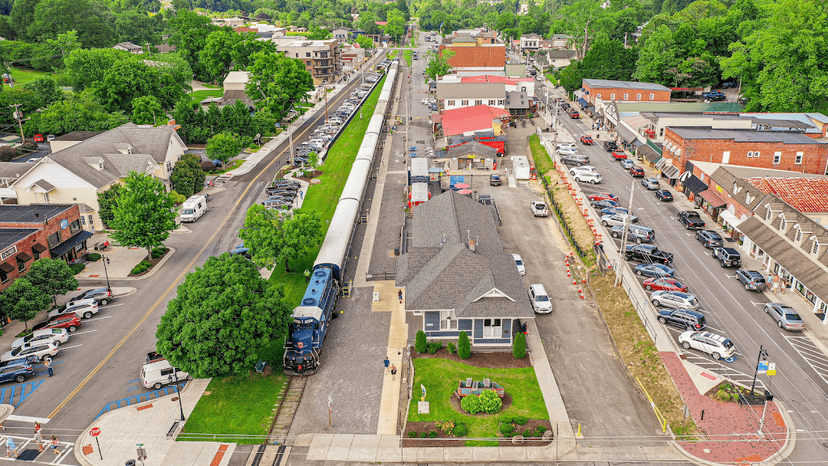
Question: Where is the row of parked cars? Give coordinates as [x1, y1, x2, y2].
[262, 178, 301, 210]
[0, 287, 114, 384]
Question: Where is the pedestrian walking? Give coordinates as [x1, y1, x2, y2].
[6, 437, 17, 458]
[771, 275, 780, 294]
[398, 290, 403, 303]
[781, 279, 787, 295]
[304, 269, 311, 282]
[390, 364, 397, 380]
[50, 436, 61, 455]
[383, 356, 390, 374]
[45, 356, 53, 377]
[34, 423, 44, 452]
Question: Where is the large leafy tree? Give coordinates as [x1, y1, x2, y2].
[239, 205, 323, 272]
[9, 0, 40, 41]
[108, 171, 177, 259]
[167, 9, 217, 80]
[114, 8, 163, 46]
[557, 38, 638, 93]
[425, 49, 454, 82]
[0, 279, 50, 330]
[170, 153, 206, 198]
[64, 48, 131, 93]
[131, 96, 163, 125]
[356, 35, 374, 50]
[156, 254, 292, 378]
[26, 258, 79, 307]
[30, 0, 116, 49]
[205, 132, 241, 164]
[384, 9, 406, 43]
[24, 90, 129, 136]
[97, 184, 123, 228]
[96, 58, 161, 113]
[246, 51, 314, 122]
[24, 77, 64, 110]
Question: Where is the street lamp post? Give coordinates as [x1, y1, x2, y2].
[172, 370, 185, 422]
[750, 345, 769, 395]
[102, 255, 111, 290]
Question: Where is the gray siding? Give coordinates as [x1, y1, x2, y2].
[474, 319, 484, 339]
[458, 319, 473, 331]
[424, 311, 440, 331]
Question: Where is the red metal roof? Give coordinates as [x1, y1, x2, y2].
[461, 75, 534, 86]
[745, 177, 828, 212]
[441, 105, 510, 137]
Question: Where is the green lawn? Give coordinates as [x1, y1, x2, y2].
[408, 358, 548, 444]
[179, 373, 287, 444]
[388, 50, 398, 59]
[8, 68, 63, 87]
[403, 50, 412, 67]
[529, 134, 554, 175]
[267, 75, 388, 306]
[189, 88, 224, 104]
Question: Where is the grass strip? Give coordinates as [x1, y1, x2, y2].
[189, 88, 223, 103]
[8, 67, 63, 87]
[403, 50, 412, 67]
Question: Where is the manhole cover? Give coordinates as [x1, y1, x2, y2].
[416, 140, 426, 144]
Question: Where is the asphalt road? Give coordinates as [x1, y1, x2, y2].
[550, 92, 828, 463]
[1, 51, 388, 444]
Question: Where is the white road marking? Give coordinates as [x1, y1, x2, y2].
[750, 301, 762, 307]
[84, 316, 112, 323]
[4, 415, 50, 424]
[99, 303, 124, 310]
[58, 344, 82, 350]
[70, 329, 98, 336]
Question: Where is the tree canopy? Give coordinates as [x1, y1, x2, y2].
[0, 278, 50, 330]
[108, 172, 177, 257]
[246, 50, 314, 122]
[170, 153, 206, 198]
[26, 258, 79, 307]
[239, 205, 323, 272]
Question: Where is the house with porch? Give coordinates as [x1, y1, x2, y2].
[396, 191, 534, 347]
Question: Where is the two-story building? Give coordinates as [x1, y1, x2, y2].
[275, 39, 342, 84]
[438, 45, 507, 77]
[519, 33, 542, 52]
[436, 82, 506, 111]
[581, 79, 672, 105]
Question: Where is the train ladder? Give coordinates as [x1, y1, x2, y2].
[342, 280, 352, 298]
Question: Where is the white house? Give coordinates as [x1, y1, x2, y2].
[436, 82, 506, 111]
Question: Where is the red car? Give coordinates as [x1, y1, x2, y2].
[580, 135, 594, 145]
[32, 314, 81, 333]
[612, 150, 627, 160]
[569, 110, 580, 119]
[588, 192, 618, 202]
[643, 278, 688, 292]
[630, 166, 645, 177]
[33, 134, 44, 143]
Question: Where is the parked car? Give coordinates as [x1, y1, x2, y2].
[601, 214, 634, 228]
[603, 141, 618, 152]
[0, 341, 58, 363]
[764, 303, 805, 331]
[511, 254, 526, 276]
[530, 201, 549, 217]
[611, 224, 655, 243]
[722, 82, 736, 89]
[580, 135, 594, 145]
[611, 150, 627, 160]
[620, 159, 635, 170]
[696, 230, 723, 249]
[588, 193, 618, 202]
[592, 199, 619, 210]
[229, 243, 251, 259]
[736, 269, 767, 291]
[568, 110, 580, 119]
[32, 314, 81, 333]
[629, 166, 645, 177]
[634, 263, 675, 278]
[0, 363, 35, 384]
[49, 299, 98, 320]
[489, 174, 502, 186]
[624, 244, 673, 265]
[560, 154, 590, 166]
[643, 277, 688, 292]
[657, 309, 706, 331]
[71, 287, 113, 306]
[556, 146, 578, 156]
[556, 142, 576, 150]
[678, 331, 735, 359]
[651, 291, 700, 311]
[642, 178, 659, 190]
[678, 211, 705, 230]
[713, 247, 741, 267]
[601, 207, 637, 222]
[11, 329, 68, 350]
[529, 284, 553, 314]
[655, 190, 674, 202]
[570, 168, 602, 184]
[33, 134, 44, 143]
[702, 91, 726, 101]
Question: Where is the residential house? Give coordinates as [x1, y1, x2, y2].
[396, 191, 534, 348]
[49, 131, 104, 153]
[9, 124, 187, 231]
[438, 45, 507, 76]
[505, 91, 531, 117]
[332, 27, 352, 42]
[439, 105, 511, 141]
[113, 42, 143, 54]
[546, 50, 577, 69]
[221, 71, 255, 108]
[275, 39, 342, 84]
[436, 82, 506, 111]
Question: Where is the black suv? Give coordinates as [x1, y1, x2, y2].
[603, 141, 618, 152]
[489, 174, 502, 186]
[657, 309, 707, 331]
[695, 230, 723, 248]
[678, 211, 706, 230]
[737, 269, 767, 291]
[713, 247, 741, 267]
[624, 244, 673, 265]
[72, 287, 113, 306]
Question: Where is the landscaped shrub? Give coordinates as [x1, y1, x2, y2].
[408, 431, 417, 437]
[512, 415, 528, 425]
[523, 429, 534, 437]
[131, 265, 147, 274]
[499, 423, 514, 435]
[69, 263, 86, 274]
[447, 342, 456, 354]
[479, 390, 502, 414]
[452, 423, 468, 437]
[419, 431, 427, 438]
[460, 394, 482, 414]
[415, 330, 427, 353]
[458, 331, 471, 359]
[151, 246, 169, 259]
[200, 161, 216, 172]
[499, 416, 512, 424]
[428, 430, 437, 438]
[535, 425, 548, 436]
[426, 341, 443, 354]
[141, 260, 152, 268]
[85, 253, 101, 262]
[436, 420, 455, 435]
[512, 332, 526, 359]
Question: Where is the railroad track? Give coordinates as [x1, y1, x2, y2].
[267, 375, 307, 445]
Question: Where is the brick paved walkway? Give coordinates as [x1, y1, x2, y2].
[661, 352, 787, 464]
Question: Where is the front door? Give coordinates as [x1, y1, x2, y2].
[483, 319, 502, 338]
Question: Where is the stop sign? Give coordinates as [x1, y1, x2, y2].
[90, 427, 101, 437]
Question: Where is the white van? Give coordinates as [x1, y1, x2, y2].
[180, 195, 207, 223]
[141, 359, 190, 390]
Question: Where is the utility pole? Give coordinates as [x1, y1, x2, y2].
[10, 103, 25, 142]
[614, 179, 636, 287]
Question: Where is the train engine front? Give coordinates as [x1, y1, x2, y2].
[283, 266, 338, 375]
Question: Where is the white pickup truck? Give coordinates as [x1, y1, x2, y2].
[530, 201, 549, 217]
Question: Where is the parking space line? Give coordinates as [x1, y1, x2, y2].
[84, 316, 112, 323]
[784, 334, 828, 389]
[99, 303, 124, 310]
[71, 329, 97, 336]
[58, 344, 82, 350]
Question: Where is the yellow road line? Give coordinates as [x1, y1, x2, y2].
[46, 65, 383, 418]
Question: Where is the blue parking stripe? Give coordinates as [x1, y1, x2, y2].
[0, 380, 44, 407]
[95, 382, 187, 420]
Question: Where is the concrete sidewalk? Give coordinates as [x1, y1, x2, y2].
[73, 379, 235, 466]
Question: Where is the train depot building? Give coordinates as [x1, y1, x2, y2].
[396, 191, 534, 347]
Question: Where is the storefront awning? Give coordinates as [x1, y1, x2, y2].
[719, 210, 744, 230]
[31, 243, 47, 253]
[577, 97, 589, 108]
[616, 124, 638, 144]
[681, 174, 708, 194]
[16, 252, 31, 262]
[0, 262, 13, 273]
[698, 189, 727, 208]
[639, 143, 661, 163]
[662, 164, 680, 179]
[50, 230, 93, 257]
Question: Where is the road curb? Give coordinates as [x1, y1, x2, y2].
[76, 248, 176, 283]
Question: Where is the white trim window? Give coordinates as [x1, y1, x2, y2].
[636, 93, 641, 100]
[623, 93, 628, 100]
[440, 311, 458, 330]
[773, 152, 781, 164]
[610, 93, 616, 100]
[448, 100, 455, 107]
[461, 100, 469, 106]
[795, 152, 803, 164]
[482, 318, 502, 338]
[649, 93, 655, 100]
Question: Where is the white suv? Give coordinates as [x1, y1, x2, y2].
[556, 146, 578, 155]
[48, 298, 99, 319]
[529, 284, 553, 314]
[678, 331, 736, 360]
[572, 171, 602, 184]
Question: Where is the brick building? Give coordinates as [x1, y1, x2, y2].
[275, 39, 342, 84]
[581, 79, 671, 105]
[664, 127, 828, 175]
[438, 45, 506, 76]
[0, 205, 88, 293]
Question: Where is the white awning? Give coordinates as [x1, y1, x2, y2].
[719, 210, 745, 230]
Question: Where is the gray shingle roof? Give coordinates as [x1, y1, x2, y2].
[447, 142, 498, 159]
[668, 127, 826, 144]
[436, 82, 506, 101]
[0, 162, 33, 181]
[505, 91, 530, 109]
[583, 79, 671, 92]
[396, 191, 534, 319]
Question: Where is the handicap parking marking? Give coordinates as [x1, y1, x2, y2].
[783, 334, 828, 390]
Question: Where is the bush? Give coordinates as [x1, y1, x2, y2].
[447, 342, 456, 354]
[131, 265, 145, 274]
[458, 331, 471, 359]
[69, 263, 85, 274]
[19, 142, 38, 152]
[200, 161, 216, 172]
[535, 425, 547, 435]
[415, 330, 427, 353]
[151, 247, 169, 259]
[426, 341, 443, 354]
[500, 416, 512, 424]
[0, 146, 17, 162]
[408, 431, 417, 437]
[512, 332, 526, 359]
[499, 423, 514, 435]
[85, 253, 101, 262]
[428, 430, 437, 438]
[460, 395, 482, 414]
[452, 423, 468, 437]
[512, 415, 528, 425]
[435, 420, 455, 435]
[523, 429, 534, 437]
[419, 431, 427, 438]
[479, 390, 502, 414]
[141, 260, 152, 267]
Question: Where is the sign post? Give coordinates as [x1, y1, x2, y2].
[89, 427, 102, 460]
[328, 394, 333, 428]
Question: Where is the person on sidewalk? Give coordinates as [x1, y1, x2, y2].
[45, 356, 53, 377]
[50, 436, 61, 455]
[398, 290, 403, 303]
[781, 279, 788, 295]
[390, 364, 397, 380]
[771, 275, 780, 294]
[383, 356, 390, 374]
[6, 437, 17, 458]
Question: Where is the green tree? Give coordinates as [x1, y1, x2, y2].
[458, 330, 471, 359]
[415, 330, 427, 353]
[356, 35, 374, 50]
[63, 48, 130, 92]
[9, 0, 40, 41]
[246, 51, 314, 122]
[425, 49, 454, 82]
[96, 58, 161, 113]
[114, 8, 162, 46]
[357, 11, 381, 35]
[199, 28, 239, 83]
[633, 25, 680, 85]
[131, 95, 163, 125]
[156, 254, 292, 378]
[108, 171, 177, 259]
[25, 90, 129, 136]
[167, 9, 216, 80]
[30, 0, 116, 49]
[205, 131, 241, 164]
[25, 258, 79, 307]
[45, 30, 81, 60]
[384, 9, 406, 43]
[239, 205, 323, 272]
[24, 77, 64, 109]
[512, 332, 526, 359]
[557, 38, 638, 93]
[0, 278, 50, 330]
[97, 184, 123, 227]
[170, 153, 205, 198]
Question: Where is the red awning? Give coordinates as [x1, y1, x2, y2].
[698, 189, 727, 208]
